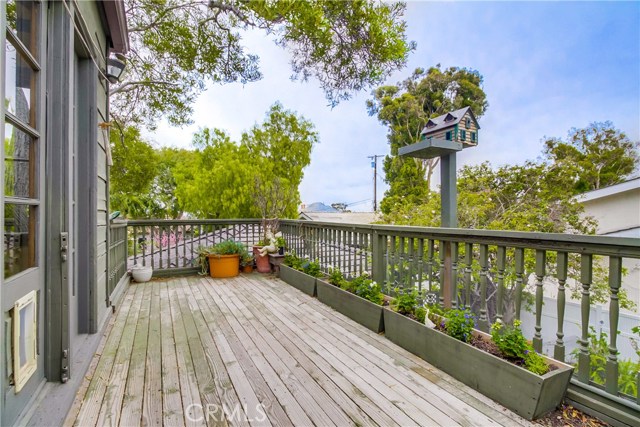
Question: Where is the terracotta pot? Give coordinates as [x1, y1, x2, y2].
[242, 265, 253, 273]
[207, 254, 240, 278]
[253, 246, 271, 273]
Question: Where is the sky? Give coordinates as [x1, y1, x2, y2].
[144, 1, 640, 212]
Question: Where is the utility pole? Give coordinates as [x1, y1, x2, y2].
[368, 155, 384, 211]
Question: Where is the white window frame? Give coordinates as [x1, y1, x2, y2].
[13, 290, 38, 392]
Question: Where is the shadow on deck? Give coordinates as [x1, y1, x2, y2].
[66, 274, 532, 426]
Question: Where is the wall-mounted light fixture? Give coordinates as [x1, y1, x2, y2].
[106, 53, 127, 83]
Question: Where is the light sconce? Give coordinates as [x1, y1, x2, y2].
[106, 53, 127, 83]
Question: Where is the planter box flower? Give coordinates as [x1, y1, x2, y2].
[383, 309, 573, 420]
[316, 279, 384, 333]
[278, 265, 316, 297]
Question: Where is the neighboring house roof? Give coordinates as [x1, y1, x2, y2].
[298, 212, 381, 224]
[578, 177, 640, 203]
[101, 0, 129, 53]
[420, 106, 480, 137]
[577, 177, 640, 238]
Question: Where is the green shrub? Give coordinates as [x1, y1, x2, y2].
[391, 289, 425, 323]
[303, 260, 322, 277]
[284, 252, 304, 270]
[444, 309, 475, 343]
[328, 268, 348, 287]
[352, 274, 384, 305]
[491, 320, 549, 375]
[572, 327, 639, 398]
[211, 240, 245, 255]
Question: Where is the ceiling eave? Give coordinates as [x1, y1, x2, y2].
[102, 0, 129, 53]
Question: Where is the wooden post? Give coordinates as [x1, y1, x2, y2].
[371, 231, 386, 288]
[443, 241, 452, 309]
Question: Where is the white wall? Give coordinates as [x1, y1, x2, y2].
[520, 296, 639, 362]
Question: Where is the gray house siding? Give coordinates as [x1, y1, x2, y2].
[1, 1, 128, 425]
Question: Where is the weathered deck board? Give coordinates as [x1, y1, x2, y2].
[69, 274, 532, 427]
[142, 281, 162, 427]
[73, 284, 136, 426]
[159, 281, 184, 427]
[168, 279, 204, 427]
[96, 281, 145, 427]
[246, 278, 445, 426]
[200, 280, 292, 425]
[212, 280, 354, 426]
[260, 276, 531, 427]
[120, 281, 152, 426]
[252, 276, 499, 427]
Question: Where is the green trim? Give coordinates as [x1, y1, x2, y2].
[454, 124, 459, 141]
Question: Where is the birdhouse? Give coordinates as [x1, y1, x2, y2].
[421, 106, 480, 146]
[398, 107, 480, 160]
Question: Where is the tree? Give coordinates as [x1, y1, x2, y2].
[113, 0, 415, 128]
[543, 122, 639, 193]
[385, 159, 635, 318]
[173, 103, 317, 218]
[367, 66, 488, 214]
[109, 126, 160, 218]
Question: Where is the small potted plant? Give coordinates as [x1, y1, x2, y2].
[240, 251, 254, 273]
[275, 235, 286, 255]
[206, 240, 245, 278]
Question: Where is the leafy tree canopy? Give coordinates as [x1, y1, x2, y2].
[173, 103, 318, 218]
[109, 127, 196, 218]
[114, 0, 415, 128]
[367, 66, 488, 214]
[381, 122, 638, 312]
[543, 121, 639, 194]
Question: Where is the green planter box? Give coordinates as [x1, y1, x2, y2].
[383, 309, 573, 420]
[278, 265, 317, 297]
[316, 279, 385, 333]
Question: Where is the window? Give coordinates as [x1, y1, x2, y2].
[460, 130, 466, 141]
[445, 131, 452, 141]
[471, 132, 477, 142]
[13, 290, 38, 392]
[4, 0, 41, 279]
[465, 118, 471, 129]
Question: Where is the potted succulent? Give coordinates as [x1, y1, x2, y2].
[204, 240, 245, 278]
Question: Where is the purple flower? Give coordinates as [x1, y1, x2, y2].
[524, 350, 529, 355]
[440, 321, 446, 328]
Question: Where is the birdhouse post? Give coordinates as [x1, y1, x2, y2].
[398, 107, 480, 308]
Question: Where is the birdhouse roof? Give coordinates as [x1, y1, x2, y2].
[420, 106, 480, 136]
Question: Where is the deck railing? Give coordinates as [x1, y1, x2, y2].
[123, 218, 640, 424]
[279, 219, 640, 424]
[126, 219, 264, 276]
[107, 220, 128, 298]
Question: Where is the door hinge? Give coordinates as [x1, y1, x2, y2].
[60, 232, 68, 261]
[61, 348, 69, 383]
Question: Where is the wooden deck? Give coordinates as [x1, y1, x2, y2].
[66, 275, 532, 427]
